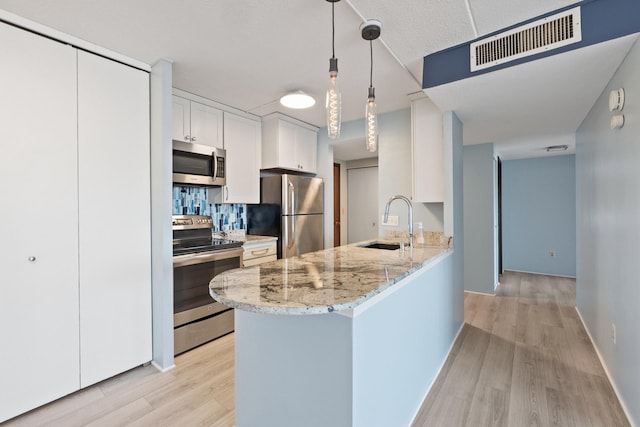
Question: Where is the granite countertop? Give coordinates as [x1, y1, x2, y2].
[209, 238, 452, 315]
[243, 235, 278, 244]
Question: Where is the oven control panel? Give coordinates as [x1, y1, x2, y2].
[172, 215, 213, 229]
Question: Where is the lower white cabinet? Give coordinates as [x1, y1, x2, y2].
[243, 239, 278, 267]
[0, 22, 151, 422]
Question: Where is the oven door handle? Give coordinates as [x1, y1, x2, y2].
[173, 248, 243, 267]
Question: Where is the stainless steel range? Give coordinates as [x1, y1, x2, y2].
[172, 214, 243, 355]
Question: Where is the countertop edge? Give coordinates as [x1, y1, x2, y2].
[210, 246, 454, 316]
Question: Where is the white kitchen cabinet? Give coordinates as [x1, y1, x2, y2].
[0, 22, 151, 422]
[77, 51, 152, 388]
[172, 95, 223, 148]
[223, 112, 261, 204]
[0, 22, 80, 423]
[210, 112, 261, 204]
[411, 95, 444, 203]
[262, 113, 318, 174]
[243, 239, 277, 267]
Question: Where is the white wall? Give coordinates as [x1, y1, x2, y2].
[377, 109, 443, 237]
[443, 111, 465, 329]
[150, 58, 175, 371]
[340, 161, 348, 245]
[321, 109, 444, 244]
[316, 131, 335, 250]
[502, 155, 576, 277]
[576, 38, 640, 426]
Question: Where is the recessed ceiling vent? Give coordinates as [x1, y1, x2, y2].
[470, 7, 581, 72]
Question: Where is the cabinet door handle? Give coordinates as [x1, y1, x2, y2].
[28, 256, 36, 262]
[191, 136, 197, 141]
[185, 135, 190, 141]
[225, 187, 229, 201]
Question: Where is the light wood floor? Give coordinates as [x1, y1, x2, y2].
[5, 271, 630, 426]
[412, 271, 630, 427]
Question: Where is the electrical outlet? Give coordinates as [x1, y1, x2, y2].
[382, 215, 398, 226]
[549, 251, 556, 257]
[611, 323, 616, 344]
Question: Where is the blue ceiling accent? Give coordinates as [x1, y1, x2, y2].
[423, 0, 640, 89]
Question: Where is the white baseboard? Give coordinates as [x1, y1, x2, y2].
[503, 268, 576, 279]
[151, 360, 175, 373]
[574, 307, 636, 427]
[464, 289, 495, 296]
[409, 321, 466, 425]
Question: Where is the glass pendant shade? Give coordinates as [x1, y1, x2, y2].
[326, 58, 341, 139]
[365, 87, 377, 152]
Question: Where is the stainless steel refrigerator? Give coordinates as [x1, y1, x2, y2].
[247, 174, 323, 259]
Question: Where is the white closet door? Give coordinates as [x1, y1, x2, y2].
[0, 23, 79, 422]
[77, 51, 152, 387]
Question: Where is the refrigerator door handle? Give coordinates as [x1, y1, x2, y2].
[290, 216, 295, 250]
[288, 180, 295, 215]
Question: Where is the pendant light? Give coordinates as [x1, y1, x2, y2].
[361, 20, 381, 153]
[326, 0, 341, 139]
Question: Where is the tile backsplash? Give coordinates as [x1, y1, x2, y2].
[172, 185, 246, 232]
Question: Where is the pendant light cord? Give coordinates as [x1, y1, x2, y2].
[369, 40, 373, 89]
[331, 2, 336, 59]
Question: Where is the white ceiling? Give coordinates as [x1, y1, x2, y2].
[0, 0, 634, 160]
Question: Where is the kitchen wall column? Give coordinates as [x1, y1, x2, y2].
[150, 58, 175, 372]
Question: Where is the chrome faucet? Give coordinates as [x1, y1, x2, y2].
[384, 195, 413, 249]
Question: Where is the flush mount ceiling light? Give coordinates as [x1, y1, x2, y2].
[361, 19, 382, 153]
[326, 0, 342, 140]
[546, 144, 568, 152]
[280, 91, 316, 109]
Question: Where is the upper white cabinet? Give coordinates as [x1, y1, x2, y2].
[262, 113, 318, 174]
[172, 95, 223, 148]
[220, 112, 262, 204]
[0, 22, 151, 422]
[172, 90, 262, 204]
[411, 95, 444, 203]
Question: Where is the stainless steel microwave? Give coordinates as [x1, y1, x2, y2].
[172, 141, 226, 186]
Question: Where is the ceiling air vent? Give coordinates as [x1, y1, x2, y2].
[470, 7, 581, 72]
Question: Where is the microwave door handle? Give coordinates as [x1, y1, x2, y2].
[211, 152, 218, 179]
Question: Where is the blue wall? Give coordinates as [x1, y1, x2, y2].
[502, 155, 576, 277]
[463, 143, 497, 294]
[423, 0, 640, 88]
[576, 37, 640, 426]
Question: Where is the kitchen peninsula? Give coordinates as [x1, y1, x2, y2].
[210, 239, 462, 427]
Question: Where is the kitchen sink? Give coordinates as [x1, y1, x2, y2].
[359, 242, 401, 250]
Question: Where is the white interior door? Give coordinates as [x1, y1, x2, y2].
[77, 50, 152, 388]
[0, 23, 80, 422]
[347, 167, 378, 244]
